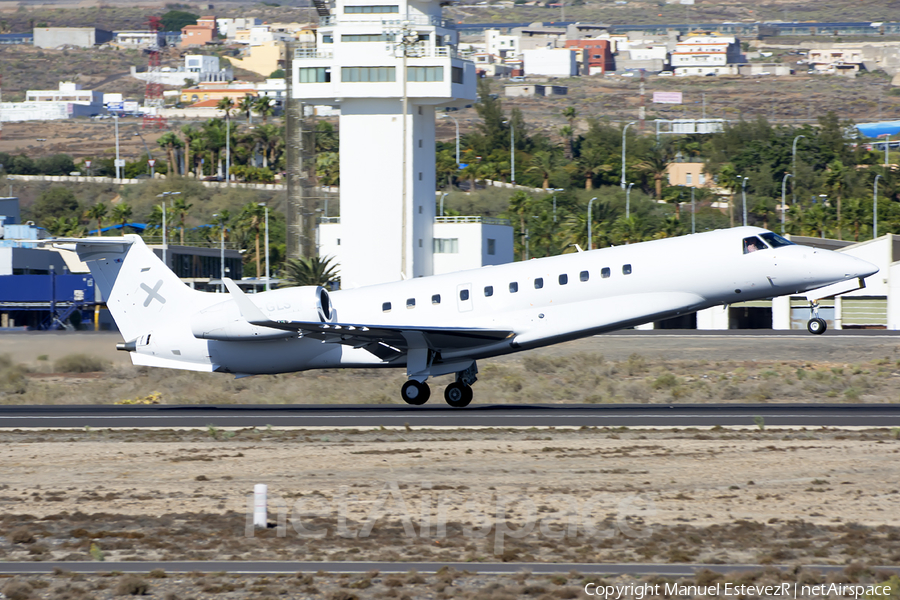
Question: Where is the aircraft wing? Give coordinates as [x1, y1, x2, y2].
[221, 278, 513, 359]
[250, 318, 515, 352]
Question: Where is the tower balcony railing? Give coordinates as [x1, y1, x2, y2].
[318, 15, 455, 28]
[294, 48, 334, 59]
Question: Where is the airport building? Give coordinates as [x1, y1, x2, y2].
[294, 0, 480, 288]
[652, 234, 900, 331]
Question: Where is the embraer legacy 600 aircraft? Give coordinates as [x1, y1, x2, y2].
[55, 226, 877, 408]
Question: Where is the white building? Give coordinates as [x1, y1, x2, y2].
[522, 48, 577, 77]
[26, 82, 102, 105]
[257, 78, 287, 106]
[671, 35, 742, 76]
[294, 0, 477, 288]
[485, 29, 519, 59]
[217, 17, 263, 38]
[130, 54, 233, 87]
[113, 30, 164, 48]
[318, 216, 514, 277]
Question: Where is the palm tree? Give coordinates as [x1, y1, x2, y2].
[45, 216, 84, 237]
[156, 132, 183, 176]
[843, 197, 867, 241]
[172, 197, 193, 245]
[560, 125, 574, 160]
[253, 124, 280, 169]
[577, 146, 610, 190]
[239, 94, 256, 125]
[237, 202, 266, 277]
[180, 125, 198, 177]
[110, 203, 133, 233]
[614, 214, 648, 245]
[824, 159, 850, 240]
[282, 256, 340, 287]
[254, 96, 275, 123]
[717, 163, 741, 228]
[635, 142, 672, 199]
[85, 202, 107, 236]
[316, 152, 340, 186]
[527, 151, 557, 190]
[507, 190, 532, 260]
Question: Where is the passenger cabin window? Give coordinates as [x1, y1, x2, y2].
[431, 294, 441, 304]
[580, 270, 589, 282]
[509, 282, 518, 293]
[760, 232, 793, 248]
[460, 289, 469, 301]
[559, 274, 568, 285]
[484, 285, 493, 297]
[406, 298, 415, 308]
[742, 236, 768, 254]
[601, 267, 610, 279]
[382, 302, 391, 312]
[534, 278, 543, 289]
[623, 264, 632, 275]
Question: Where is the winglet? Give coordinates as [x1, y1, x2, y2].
[223, 277, 269, 323]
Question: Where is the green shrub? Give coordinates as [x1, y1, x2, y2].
[54, 353, 107, 373]
[115, 575, 149, 596]
[0, 355, 27, 394]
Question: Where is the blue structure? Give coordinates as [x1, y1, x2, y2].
[856, 121, 900, 139]
[0, 272, 96, 330]
[86, 222, 147, 235]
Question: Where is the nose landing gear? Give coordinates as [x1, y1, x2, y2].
[807, 301, 827, 335]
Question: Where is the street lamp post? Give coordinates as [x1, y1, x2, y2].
[691, 187, 696, 234]
[441, 113, 460, 166]
[621, 121, 637, 190]
[439, 192, 448, 217]
[259, 203, 270, 291]
[626, 182, 634, 219]
[213, 213, 225, 292]
[886, 135, 891, 168]
[587, 196, 598, 250]
[792, 134, 806, 204]
[7, 176, 13, 198]
[741, 176, 749, 227]
[874, 174, 882, 239]
[549, 188, 564, 223]
[502, 119, 516, 185]
[157, 192, 181, 269]
[781, 173, 792, 235]
[114, 114, 121, 180]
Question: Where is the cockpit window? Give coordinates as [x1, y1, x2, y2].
[742, 236, 768, 254]
[760, 232, 794, 248]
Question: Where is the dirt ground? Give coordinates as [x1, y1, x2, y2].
[1, 427, 899, 598]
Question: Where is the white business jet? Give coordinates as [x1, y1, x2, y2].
[55, 226, 877, 408]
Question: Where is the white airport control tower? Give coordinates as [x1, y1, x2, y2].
[293, 0, 476, 288]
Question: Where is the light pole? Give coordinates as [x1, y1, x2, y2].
[741, 176, 749, 227]
[885, 135, 891, 167]
[213, 213, 225, 292]
[7, 175, 13, 198]
[626, 182, 634, 219]
[874, 174, 882, 239]
[502, 119, 515, 185]
[439, 192, 448, 217]
[587, 196, 597, 250]
[157, 191, 181, 268]
[691, 187, 695, 234]
[225, 109, 231, 184]
[549, 188, 564, 223]
[792, 134, 805, 205]
[259, 203, 270, 290]
[114, 114, 121, 180]
[781, 173, 792, 235]
[621, 121, 637, 190]
[441, 113, 460, 166]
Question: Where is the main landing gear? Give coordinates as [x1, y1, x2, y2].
[807, 301, 827, 335]
[400, 363, 478, 408]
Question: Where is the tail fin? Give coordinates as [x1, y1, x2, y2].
[57, 235, 199, 341]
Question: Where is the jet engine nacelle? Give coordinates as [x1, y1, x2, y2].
[191, 285, 333, 342]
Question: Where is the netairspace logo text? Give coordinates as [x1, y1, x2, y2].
[584, 582, 893, 599]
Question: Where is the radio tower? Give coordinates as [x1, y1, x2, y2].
[142, 16, 166, 129]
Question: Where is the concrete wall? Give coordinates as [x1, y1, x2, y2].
[522, 48, 577, 77]
[33, 27, 112, 48]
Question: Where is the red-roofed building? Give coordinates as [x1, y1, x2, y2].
[565, 39, 614, 75]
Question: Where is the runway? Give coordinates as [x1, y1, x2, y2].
[1, 403, 899, 428]
[0, 560, 894, 576]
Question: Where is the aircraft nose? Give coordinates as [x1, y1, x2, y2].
[835, 252, 879, 280]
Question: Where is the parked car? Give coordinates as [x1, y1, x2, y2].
[657, 71, 673, 77]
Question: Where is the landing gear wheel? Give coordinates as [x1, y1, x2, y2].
[401, 380, 430, 405]
[444, 382, 473, 408]
[807, 317, 827, 335]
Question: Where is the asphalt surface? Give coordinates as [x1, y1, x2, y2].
[1, 403, 899, 428]
[0, 561, 894, 576]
